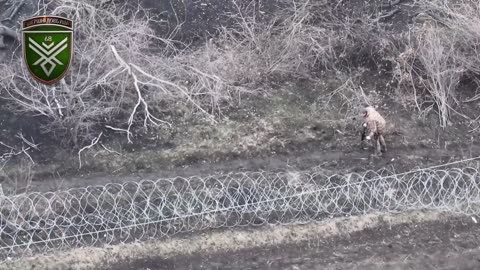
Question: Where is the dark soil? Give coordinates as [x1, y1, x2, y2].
[106, 215, 480, 270]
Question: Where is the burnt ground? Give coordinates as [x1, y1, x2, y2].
[107, 215, 480, 270]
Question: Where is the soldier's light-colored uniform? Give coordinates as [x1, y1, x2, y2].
[364, 107, 386, 137]
[362, 106, 387, 154]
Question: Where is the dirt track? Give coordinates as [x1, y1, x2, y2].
[25, 140, 480, 193]
[108, 214, 480, 270]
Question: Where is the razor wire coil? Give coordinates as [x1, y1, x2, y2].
[1, 166, 480, 261]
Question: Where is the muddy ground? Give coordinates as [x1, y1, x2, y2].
[108, 215, 480, 270]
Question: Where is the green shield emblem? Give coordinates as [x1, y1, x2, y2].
[22, 16, 74, 85]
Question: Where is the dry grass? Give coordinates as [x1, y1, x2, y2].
[1, 0, 476, 158]
[0, 210, 458, 270]
[0, 1, 170, 146]
[0, 0, 241, 147]
[0, 157, 34, 196]
[393, 0, 480, 127]
[0, 0, 385, 150]
[0, 0, 321, 146]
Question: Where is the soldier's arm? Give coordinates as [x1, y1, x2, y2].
[365, 120, 377, 140]
[361, 122, 367, 141]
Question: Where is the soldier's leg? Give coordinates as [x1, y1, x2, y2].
[361, 124, 367, 141]
[360, 123, 370, 150]
[375, 138, 382, 155]
[370, 133, 381, 156]
[379, 134, 387, 152]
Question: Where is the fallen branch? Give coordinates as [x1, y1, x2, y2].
[100, 143, 122, 156]
[21, 147, 34, 164]
[110, 45, 172, 143]
[0, 146, 33, 164]
[78, 132, 103, 169]
[15, 133, 40, 150]
[0, 141, 15, 150]
[131, 63, 217, 123]
[105, 125, 132, 143]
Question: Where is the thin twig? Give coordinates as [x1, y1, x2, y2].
[78, 132, 103, 169]
[100, 143, 122, 156]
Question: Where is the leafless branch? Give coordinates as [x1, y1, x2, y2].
[78, 132, 103, 169]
